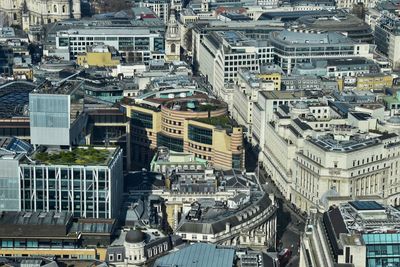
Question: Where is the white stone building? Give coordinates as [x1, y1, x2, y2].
[0, 0, 80, 29]
[198, 31, 273, 100]
[260, 100, 400, 212]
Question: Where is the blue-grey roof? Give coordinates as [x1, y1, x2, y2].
[272, 29, 352, 45]
[153, 243, 235, 267]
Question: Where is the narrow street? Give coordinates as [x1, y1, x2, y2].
[246, 144, 304, 267]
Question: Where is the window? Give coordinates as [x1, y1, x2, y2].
[117, 254, 122, 261]
[108, 254, 114, 261]
[170, 43, 176, 53]
[188, 125, 212, 145]
[53, 5, 58, 13]
[131, 111, 153, 128]
[157, 133, 184, 152]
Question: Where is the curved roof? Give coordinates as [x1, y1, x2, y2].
[387, 116, 400, 125]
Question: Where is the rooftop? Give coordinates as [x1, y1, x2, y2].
[31, 147, 117, 166]
[309, 134, 381, 153]
[33, 80, 83, 95]
[271, 28, 353, 45]
[153, 243, 235, 267]
[0, 81, 36, 118]
[176, 192, 273, 235]
[193, 115, 237, 129]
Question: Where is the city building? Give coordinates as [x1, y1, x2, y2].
[29, 80, 87, 147]
[150, 146, 209, 174]
[294, 12, 373, 43]
[259, 99, 400, 212]
[0, 0, 80, 28]
[76, 45, 120, 68]
[175, 192, 277, 247]
[375, 14, 400, 70]
[251, 90, 323, 149]
[106, 229, 178, 266]
[124, 93, 244, 170]
[292, 58, 380, 79]
[53, 27, 164, 62]
[231, 69, 275, 142]
[154, 243, 235, 267]
[300, 201, 400, 267]
[0, 145, 124, 219]
[269, 27, 373, 74]
[139, 0, 170, 24]
[0, 81, 35, 140]
[198, 31, 273, 99]
[0, 211, 116, 259]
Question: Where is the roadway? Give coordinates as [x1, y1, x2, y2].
[246, 144, 304, 267]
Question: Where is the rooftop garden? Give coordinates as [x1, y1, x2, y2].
[194, 115, 235, 129]
[34, 147, 110, 165]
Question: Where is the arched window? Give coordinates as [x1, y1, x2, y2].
[62, 5, 66, 13]
[170, 43, 176, 53]
[47, 18, 51, 23]
[53, 5, 58, 13]
[13, 13, 17, 21]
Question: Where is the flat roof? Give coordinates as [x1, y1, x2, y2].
[30, 146, 119, 166]
[349, 201, 385, 211]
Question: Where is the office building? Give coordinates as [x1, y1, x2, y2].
[259, 99, 400, 212]
[29, 80, 87, 147]
[270, 27, 373, 74]
[124, 93, 244, 170]
[53, 27, 164, 62]
[0, 144, 124, 219]
[295, 13, 374, 43]
[0, 211, 116, 260]
[198, 31, 273, 99]
[231, 69, 275, 142]
[139, 0, 170, 24]
[375, 14, 400, 70]
[251, 90, 323, 149]
[300, 201, 400, 267]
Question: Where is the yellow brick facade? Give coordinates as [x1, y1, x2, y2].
[256, 73, 281, 91]
[77, 52, 120, 68]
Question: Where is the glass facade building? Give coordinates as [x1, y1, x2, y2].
[0, 158, 20, 211]
[16, 148, 124, 219]
[29, 94, 71, 146]
[363, 233, 400, 267]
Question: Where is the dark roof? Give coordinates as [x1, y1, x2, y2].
[125, 229, 145, 243]
[327, 208, 348, 239]
[349, 201, 385, 211]
[176, 193, 274, 235]
[350, 112, 371, 121]
[0, 211, 74, 238]
[293, 118, 312, 131]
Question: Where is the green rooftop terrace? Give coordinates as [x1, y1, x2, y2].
[34, 147, 112, 165]
[193, 115, 237, 129]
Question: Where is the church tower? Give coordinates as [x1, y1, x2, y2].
[164, 8, 180, 62]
